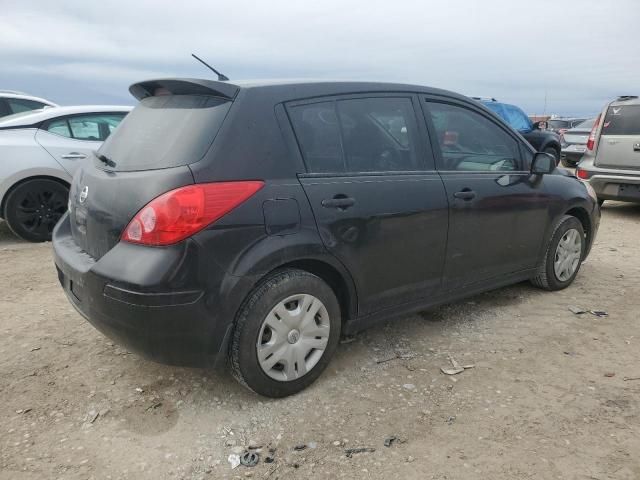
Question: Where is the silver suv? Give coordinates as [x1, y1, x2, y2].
[578, 95, 640, 205]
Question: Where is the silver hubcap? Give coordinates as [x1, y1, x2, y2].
[257, 294, 330, 382]
[554, 228, 582, 281]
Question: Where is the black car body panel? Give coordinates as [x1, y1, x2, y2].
[53, 79, 599, 368]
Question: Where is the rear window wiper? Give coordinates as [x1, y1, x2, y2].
[97, 154, 116, 168]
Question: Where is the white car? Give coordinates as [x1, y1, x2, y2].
[0, 105, 131, 241]
[0, 90, 58, 118]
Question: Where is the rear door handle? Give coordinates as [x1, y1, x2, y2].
[321, 196, 356, 209]
[453, 189, 476, 201]
[61, 152, 87, 160]
[634, 143, 640, 151]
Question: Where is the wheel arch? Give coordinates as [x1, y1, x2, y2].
[267, 258, 358, 324]
[1, 174, 70, 219]
[565, 205, 593, 249]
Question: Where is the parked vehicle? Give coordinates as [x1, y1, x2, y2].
[475, 98, 562, 163]
[0, 105, 131, 241]
[0, 90, 58, 118]
[560, 118, 596, 167]
[53, 79, 600, 397]
[577, 95, 640, 205]
[547, 117, 587, 136]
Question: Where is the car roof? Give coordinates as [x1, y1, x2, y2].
[129, 77, 471, 104]
[609, 96, 640, 107]
[0, 91, 58, 106]
[0, 105, 133, 128]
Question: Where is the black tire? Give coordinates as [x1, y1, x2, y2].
[530, 215, 585, 291]
[543, 146, 560, 165]
[229, 269, 341, 397]
[3, 179, 69, 242]
[560, 157, 576, 168]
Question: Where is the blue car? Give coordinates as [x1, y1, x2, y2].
[474, 98, 561, 164]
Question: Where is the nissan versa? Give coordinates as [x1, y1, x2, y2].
[53, 79, 600, 397]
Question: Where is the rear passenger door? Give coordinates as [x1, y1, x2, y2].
[35, 113, 126, 175]
[422, 98, 551, 289]
[288, 95, 449, 315]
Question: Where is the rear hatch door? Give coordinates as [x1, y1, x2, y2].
[596, 103, 640, 169]
[68, 83, 236, 260]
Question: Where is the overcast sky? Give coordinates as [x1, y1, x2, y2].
[1, 0, 638, 116]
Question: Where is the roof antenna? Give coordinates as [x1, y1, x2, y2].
[191, 53, 229, 81]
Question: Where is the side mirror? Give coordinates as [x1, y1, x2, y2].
[531, 152, 556, 175]
[532, 121, 547, 130]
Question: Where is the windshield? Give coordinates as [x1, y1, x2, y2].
[502, 104, 532, 132]
[98, 95, 232, 171]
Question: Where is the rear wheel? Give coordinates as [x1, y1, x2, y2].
[530, 215, 585, 291]
[230, 269, 341, 397]
[3, 179, 69, 242]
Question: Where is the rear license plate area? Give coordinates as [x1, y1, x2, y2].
[619, 184, 640, 198]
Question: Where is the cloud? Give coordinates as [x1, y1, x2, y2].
[1, 0, 638, 115]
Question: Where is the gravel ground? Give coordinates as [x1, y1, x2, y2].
[1, 202, 640, 480]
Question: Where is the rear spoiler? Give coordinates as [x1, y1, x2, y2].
[129, 78, 240, 101]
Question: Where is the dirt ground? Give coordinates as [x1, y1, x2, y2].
[1, 202, 640, 480]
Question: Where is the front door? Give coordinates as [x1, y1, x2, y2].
[423, 98, 551, 289]
[289, 95, 449, 314]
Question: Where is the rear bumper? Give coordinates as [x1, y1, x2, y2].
[52, 214, 251, 367]
[588, 173, 640, 203]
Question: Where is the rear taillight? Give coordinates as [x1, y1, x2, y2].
[586, 113, 601, 151]
[576, 167, 590, 180]
[122, 181, 264, 246]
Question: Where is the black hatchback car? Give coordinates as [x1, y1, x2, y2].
[53, 79, 600, 397]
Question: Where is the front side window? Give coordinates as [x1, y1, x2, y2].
[289, 97, 421, 173]
[427, 102, 521, 172]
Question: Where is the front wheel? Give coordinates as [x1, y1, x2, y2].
[229, 269, 341, 397]
[544, 147, 560, 166]
[3, 179, 69, 242]
[530, 215, 585, 291]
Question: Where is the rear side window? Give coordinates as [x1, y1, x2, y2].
[7, 98, 45, 114]
[99, 95, 231, 171]
[47, 118, 72, 137]
[602, 105, 640, 135]
[46, 114, 125, 141]
[426, 102, 521, 172]
[288, 102, 343, 173]
[289, 97, 421, 173]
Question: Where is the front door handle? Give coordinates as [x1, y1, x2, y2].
[453, 189, 476, 201]
[61, 152, 87, 160]
[321, 195, 356, 210]
[634, 142, 640, 152]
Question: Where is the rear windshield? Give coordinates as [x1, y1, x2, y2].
[548, 120, 569, 129]
[602, 104, 640, 135]
[98, 95, 231, 171]
[575, 118, 595, 130]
